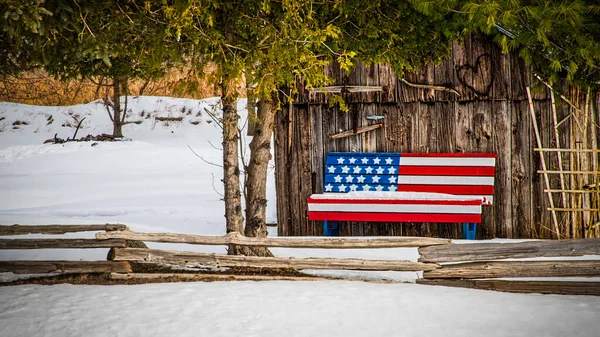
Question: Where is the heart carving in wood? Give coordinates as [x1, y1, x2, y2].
[456, 54, 494, 97]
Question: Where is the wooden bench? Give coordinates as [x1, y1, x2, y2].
[307, 152, 497, 239]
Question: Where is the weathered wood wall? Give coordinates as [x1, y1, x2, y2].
[274, 34, 600, 239]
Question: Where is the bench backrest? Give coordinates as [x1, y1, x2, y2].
[323, 152, 497, 205]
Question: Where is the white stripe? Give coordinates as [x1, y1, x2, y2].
[308, 203, 482, 214]
[400, 157, 495, 167]
[397, 175, 495, 186]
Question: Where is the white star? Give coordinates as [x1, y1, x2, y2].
[361, 157, 369, 164]
[345, 175, 353, 183]
[362, 184, 371, 191]
[337, 157, 345, 164]
[388, 176, 397, 183]
[349, 157, 357, 164]
[385, 157, 393, 165]
[353, 166, 362, 174]
[372, 175, 380, 183]
[341, 166, 350, 174]
[388, 185, 397, 191]
[387, 167, 397, 174]
[373, 157, 381, 164]
[376, 167, 384, 174]
[357, 175, 366, 183]
[349, 184, 358, 191]
[327, 166, 336, 173]
[376, 185, 384, 191]
[338, 184, 347, 192]
[365, 167, 374, 174]
[325, 184, 333, 192]
[334, 175, 342, 183]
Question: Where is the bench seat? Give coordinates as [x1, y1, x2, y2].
[308, 152, 497, 238]
[308, 192, 484, 223]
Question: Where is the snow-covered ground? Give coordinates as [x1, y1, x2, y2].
[1, 97, 599, 337]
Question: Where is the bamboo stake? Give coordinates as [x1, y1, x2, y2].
[549, 89, 569, 235]
[534, 148, 600, 152]
[538, 170, 600, 174]
[534, 75, 569, 229]
[583, 88, 592, 236]
[526, 87, 560, 239]
[545, 189, 600, 193]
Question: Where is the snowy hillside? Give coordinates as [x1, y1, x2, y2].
[1, 97, 599, 337]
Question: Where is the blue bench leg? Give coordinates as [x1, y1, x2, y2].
[323, 221, 339, 237]
[463, 223, 477, 240]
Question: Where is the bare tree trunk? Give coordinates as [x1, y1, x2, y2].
[242, 96, 277, 257]
[220, 76, 244, 255]
[111, 77, 126, 138]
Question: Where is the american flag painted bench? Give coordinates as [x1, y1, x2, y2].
[307, 152, 497, 238]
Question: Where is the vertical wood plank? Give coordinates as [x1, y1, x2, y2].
[309, 104, 324, 236]
[492, 100, 513, 238]
[453, 35, 474, 101]
[274, 107, 291, 236]
[512, 100, 534, 238]
[379, 64, 397, 103]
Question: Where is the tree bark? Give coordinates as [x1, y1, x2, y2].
[111, 76, 128, 138]
[243, 96, 277, 256]
[220, 76, 244, 255]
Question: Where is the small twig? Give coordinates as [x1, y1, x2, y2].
[207, 140, 223, 151]
[204, 106, 223, 130]
[187, 144, 223, 168]
[211, 173, 224, 199]
[102, 97, 114, 122]
[72, 117, 86, 140]
[400, 78, 460, 96]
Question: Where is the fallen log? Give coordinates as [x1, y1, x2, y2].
[109, 273, 334, 282]
[418, 239, 600, 263]
[423, 260, 600, 279]
[97, 230, 450, 248]
[0, 238, 127, 249]
[155, 117, 183, 122]
[417, 279, 600, 296]
[112, 248, 439, 271]
[0, 224, 128, 236]
[0, 261, 132, 274]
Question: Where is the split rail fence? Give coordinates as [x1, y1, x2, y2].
[1, 224, 600, 296]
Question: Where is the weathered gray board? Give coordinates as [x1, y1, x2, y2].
[274, 34, 600, 239]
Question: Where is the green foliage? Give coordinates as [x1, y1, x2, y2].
[0, 0, 53, 74]
[414, 0, 600, 85]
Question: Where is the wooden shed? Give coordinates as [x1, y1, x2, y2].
[273, 34, 600, 239]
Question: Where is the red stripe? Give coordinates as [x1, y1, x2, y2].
[400, 153, 497, 158]
[397, 166, 495, 176]
[396, 184, 494, 195]
[308, 212, 482, 223]
[307, 198, 482, 206]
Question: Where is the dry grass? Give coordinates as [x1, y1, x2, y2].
[0, 65, 246, 106]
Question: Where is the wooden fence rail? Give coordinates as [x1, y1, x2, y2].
[112, 248, 439, 272]
[423, 260, 600, 279]
[2, 224, 600, 296]
[0, 261, 132, 274]
[417, 279, 600, 296]
[97, 230, 450, 248]
[0, 239, 127, 249]
[0, 224, 128, 235]
[418, 239, 600, 263]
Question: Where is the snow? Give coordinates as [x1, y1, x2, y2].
[1, 97, 599, 336]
